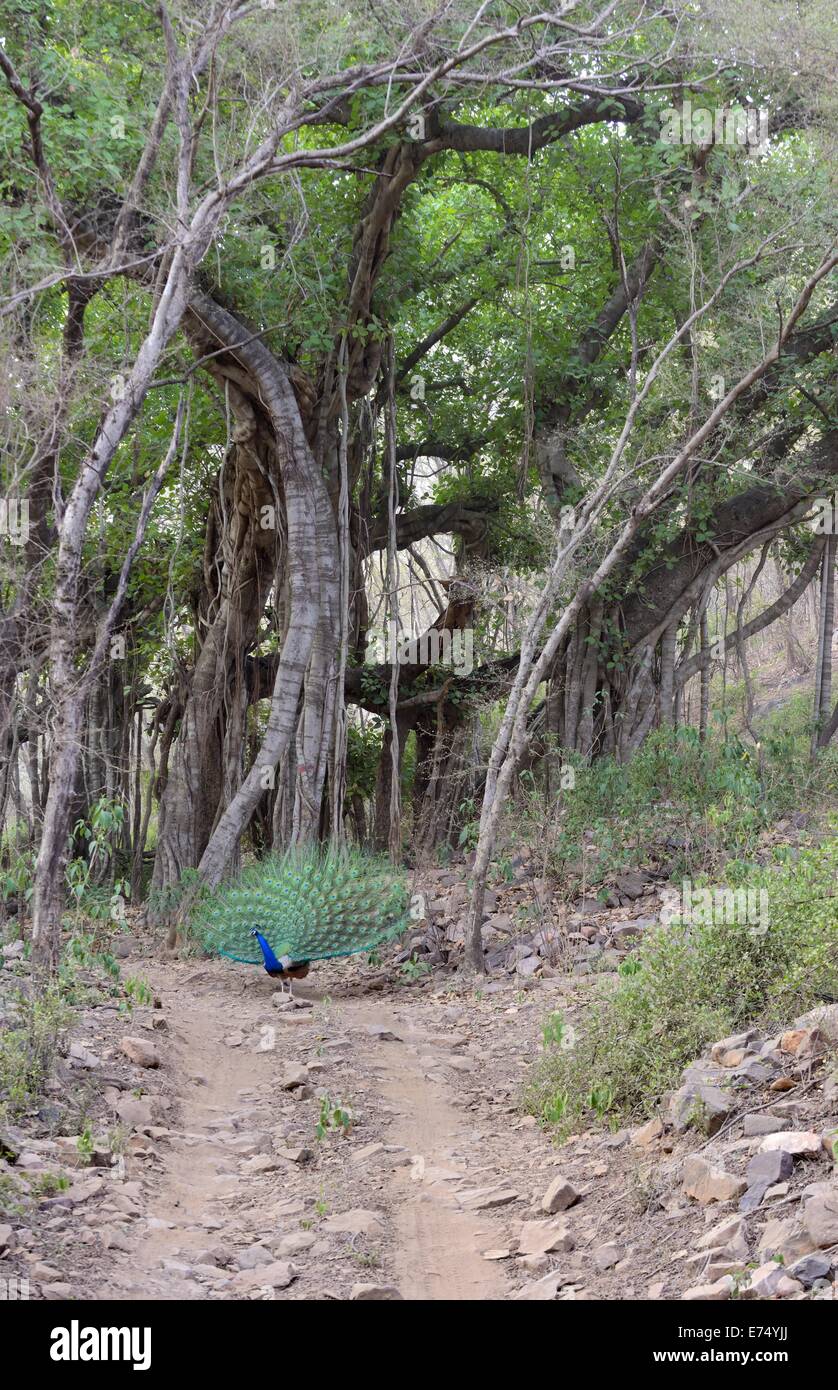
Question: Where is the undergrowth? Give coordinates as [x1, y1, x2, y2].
[527, 834, 838, 1135]
[513, 724, 838, 896]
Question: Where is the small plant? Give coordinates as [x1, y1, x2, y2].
[315, 1096, 353, 1140]
[76, 1125, 95, 1165]
[400, 956, 431, 981]
[123, 976, 154, 1006]
[541, 1011, 566, 1048]
[29, 1172, 70, 1199]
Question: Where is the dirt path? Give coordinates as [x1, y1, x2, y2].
[82, 958, 539, 1301]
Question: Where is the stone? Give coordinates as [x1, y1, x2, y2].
[278, 1063, 309, 1090]
[711, 1030, 758, 1062]
[758, 1130, 822, 1159]
[803, 1190, 838, 1249]
[0, 1223, 14, 1252]
[747, 1150, 793, 1185]
[740, 1149, 794, 1209]
[322, 1209, 385, 1239]
[740, 1261, 786, 1299]
[235, 1261, 296, 1290]
[512, 1270, 566, 1300]
[365, 1024, 402, 1042]
[114, 1097, 153, 1129]
[683, 1156, 747, 1205]
[236, 1244, 274, 1270]
[671, 1084, 734, 1136]
[733, 1057, 778, 1086]
[275, 1231, 316, 1257]
[757, 1217, 816, 1263]
[593, 1241, 625, 1270]
[682, 1277, 733, 1301]
[696, 1215, 748, 1258]
[119, 1037, 159, 1068]
[793, 1003, 838, 1046]
[742, 1113, 790, 1137]
[482, 1249, 511, 1260]
[780, 1027, 826, 1059]
[789, 1253, 833, 1287]
[458, 1186, 519, 1211]
[517, 1219, 574, 1256]
[520, 1253, 549, 1274]
[541, 1176, 580, 1214]
[633, 1117, 663, 1147]
[350, 1284, 403, 1300]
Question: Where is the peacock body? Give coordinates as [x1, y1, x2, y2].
[197, 848, 410, 974]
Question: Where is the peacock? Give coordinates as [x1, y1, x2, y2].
[196, 847, 411, 993]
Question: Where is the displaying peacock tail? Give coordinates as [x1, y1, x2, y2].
[195, 846, 411, 966]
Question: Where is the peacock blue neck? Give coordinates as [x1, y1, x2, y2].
[252, 929, 283, 974]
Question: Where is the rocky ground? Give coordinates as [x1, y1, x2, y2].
[1, 853, 836, 1302]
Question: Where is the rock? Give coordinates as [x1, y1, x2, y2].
[236, 1244, 275, 1270]
[671, 1083, 734, 1136]
[733, 1056, 778, 1086]
[793, 1003, 838, 1046]
[633, 1117, 664, 1147]
[276, 1146, 313, 1165]
[758, 1131, 822, 1159]
[740, 1149, 795, 1211]
[593, 1241, 625, 1270]
[114, 1097, 154, 1129]
[740, 1261, 786, 1299]
[0, 1223, 14, 1252]
[482, 1249, 511, 1261]
[459, 1186, 519, 1211]
[0, 1127, 24, 1163]
[119, 1037, 159, 1068]
[747, 1150, 794, 1185]
[789, 1253, 833, 1287]
[683, 1156, 747, 1205]
[764, 1183, 790, 1202]
[757, 1217, 816, 1263]
[803, 1190, 838, 1248]
[541, 1176, 580, 1214]
[742, 1113, 790, 1136]
[350, 1284, 403, 1300]
[322, 1209, 385, 1239]
[278, 1063, 309, 1090]
[41, 1283, 75, 1300]
[697, 1215, 748, 1259]
[235, 1260, 296, 1290]
[780, 1027, 827, 1059]
[274, 1231, 316, 1257]
[517, 1219, 574, 1256]
[69, 1041, 102, 1069]
[512, 1270, 566, 1301]
[682, 1277, 734, 1301]
[711, 1030, 758, 1061]
[365, 1024, 402, 1042]
[520, 1253, 550, 1274]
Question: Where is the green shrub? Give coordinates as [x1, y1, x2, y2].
[527, 835, 838, 1134]
[0, 989, 72, 1120]
[537, 725, 837, 892]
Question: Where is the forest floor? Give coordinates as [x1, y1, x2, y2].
[3, 887, 836, 1302]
